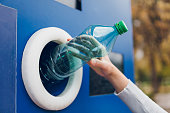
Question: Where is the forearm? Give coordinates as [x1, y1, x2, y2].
[104, 64, 129, 93]
[104, 65, 167, 113]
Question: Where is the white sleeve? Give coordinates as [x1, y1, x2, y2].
[114, 80, 168, 113]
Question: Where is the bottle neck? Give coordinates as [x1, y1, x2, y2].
[112, 25, 120, 36]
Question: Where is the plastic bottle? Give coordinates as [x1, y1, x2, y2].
[39, 20, 128, 82]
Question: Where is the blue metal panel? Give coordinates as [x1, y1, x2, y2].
[0, 5, 17, 113]
[0, 0, 134, 112]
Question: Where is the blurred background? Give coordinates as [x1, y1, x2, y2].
[132, 0, 170, 112]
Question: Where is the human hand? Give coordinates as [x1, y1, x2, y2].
[67, 35, 116, 79]
[67, 35, 107, 62]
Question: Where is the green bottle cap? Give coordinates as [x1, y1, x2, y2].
[115, 20, 128, 35]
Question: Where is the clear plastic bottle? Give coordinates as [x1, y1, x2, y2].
[39, 20, 128, 82]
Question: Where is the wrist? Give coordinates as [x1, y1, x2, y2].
[104, 64, 120, 80]
[104, 65, 129, 93]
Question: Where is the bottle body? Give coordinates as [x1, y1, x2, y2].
[40, 22, 127, 82]
[81, 25, 119, 53]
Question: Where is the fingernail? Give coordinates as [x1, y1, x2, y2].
[67, 39, 72, 41]
[91, 59, 96, 64]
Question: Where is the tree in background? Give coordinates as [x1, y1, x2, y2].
[132, 0, 170, 96]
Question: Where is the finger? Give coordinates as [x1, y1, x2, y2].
[77, 34, 102, 46]
[89, 36, 101, 47]
[92, 45, 108, 57]
[72, 38, 95, 49]
[76, 35, 99, 46]
[91, 58, 104, 67]
[67, 38, 73, 41]
[76, 35, 93, 41]
[76, 35, 103, 52]
[67, 43, 93, 57]
[77, 35, 101, 46]
[87, 60, 93, 66]
[68, 49, 91, 62]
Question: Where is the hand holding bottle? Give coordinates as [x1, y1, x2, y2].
[67, 36, 129, 93]
[67, 35, 121, 79]
[67, 35, 115, 78]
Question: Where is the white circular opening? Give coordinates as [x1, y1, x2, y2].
[22, 27, 83, 110]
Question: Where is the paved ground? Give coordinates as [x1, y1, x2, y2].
[154, 93, 170, 112]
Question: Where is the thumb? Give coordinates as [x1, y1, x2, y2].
[88, 58, 103, 68]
